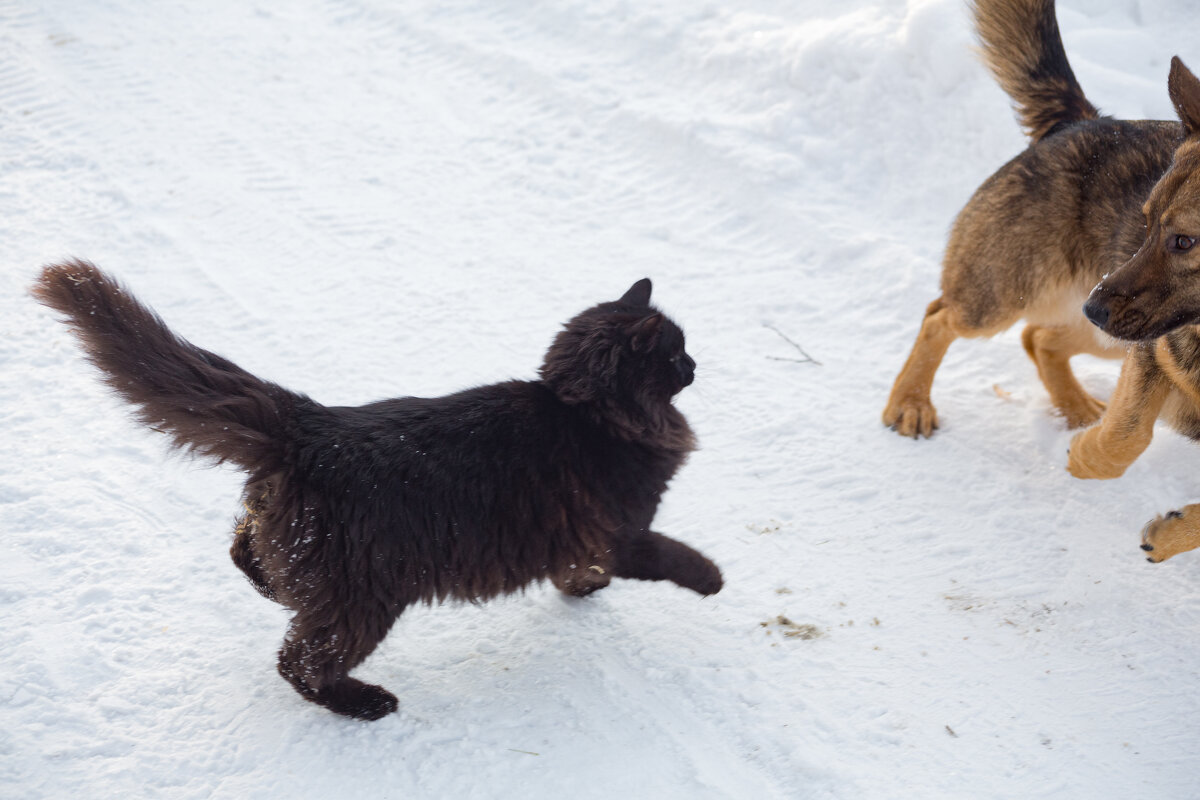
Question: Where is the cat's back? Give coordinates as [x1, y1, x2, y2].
[352, 379, 575, 451]
[292, 378, 679, 528]
[295, 380, 589, 486]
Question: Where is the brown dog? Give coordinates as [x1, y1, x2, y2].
[882, 0, 1200, 561]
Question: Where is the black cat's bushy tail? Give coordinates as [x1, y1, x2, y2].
[33, 259, 305, 476]
[971, 0, 1100, 141]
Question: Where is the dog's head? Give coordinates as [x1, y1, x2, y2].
[1085, 57, 1200, 341]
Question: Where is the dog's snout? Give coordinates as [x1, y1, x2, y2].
[1082, 296, 1110, 329]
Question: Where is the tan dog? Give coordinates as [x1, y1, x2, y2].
[882, 0, 1200, 562]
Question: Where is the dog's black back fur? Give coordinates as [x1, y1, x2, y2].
[34, 261, 721, 720]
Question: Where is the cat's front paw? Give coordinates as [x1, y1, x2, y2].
[679, 558, 723, 596]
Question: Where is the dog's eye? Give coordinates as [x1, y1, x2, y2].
[1172, 235, 1196, 252]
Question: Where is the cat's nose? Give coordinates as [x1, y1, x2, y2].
[678, 356, 695, 387]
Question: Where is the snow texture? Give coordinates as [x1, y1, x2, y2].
[3, 0, 1199, 797]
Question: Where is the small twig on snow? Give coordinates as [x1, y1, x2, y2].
[763, 323, 822, 366]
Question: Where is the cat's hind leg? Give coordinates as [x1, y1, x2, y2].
[230, 486, 278, 600]
[230, 514, 276, 601]
[612, 531, 722, 596]
[276, 603, 399, 720]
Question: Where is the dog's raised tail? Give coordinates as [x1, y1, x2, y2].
[971, 0, 1099, 141]
[33, 260, 305, 476]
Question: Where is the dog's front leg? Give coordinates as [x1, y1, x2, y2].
[1068, 348, 1169, 479]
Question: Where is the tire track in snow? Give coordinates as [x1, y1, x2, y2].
[316, 0, 823, 262]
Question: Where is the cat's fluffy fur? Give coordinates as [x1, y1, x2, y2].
[33, 260, 721, 720]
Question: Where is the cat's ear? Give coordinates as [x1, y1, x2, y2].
[619, 278, 652, 307]
[629, 313, 663, 352]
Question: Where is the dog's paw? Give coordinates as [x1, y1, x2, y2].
[882, 397, 939, 439]
[1060, 394, 1106, 430]
[1066, 429, 1126, 480]
[1140, 509, 1199, 564]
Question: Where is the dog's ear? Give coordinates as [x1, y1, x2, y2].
[618, 278, 652, 307]
[1169, 57, 1200, 137]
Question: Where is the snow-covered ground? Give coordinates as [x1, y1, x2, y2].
[4, 0, 1200, 797]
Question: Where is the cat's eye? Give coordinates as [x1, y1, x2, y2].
[1170, 234, 1196, 252]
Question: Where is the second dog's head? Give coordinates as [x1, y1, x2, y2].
[1086, 57, 1200, 341]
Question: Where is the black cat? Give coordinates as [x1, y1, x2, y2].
[33, 261, 722, 720]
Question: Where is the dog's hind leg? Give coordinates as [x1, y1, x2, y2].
[276, 603, 399, 720]
[1021, 322, 1125, 428]
[883, 297, 984, 438]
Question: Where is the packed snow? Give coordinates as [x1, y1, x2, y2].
[3, 0, 1199, 797]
